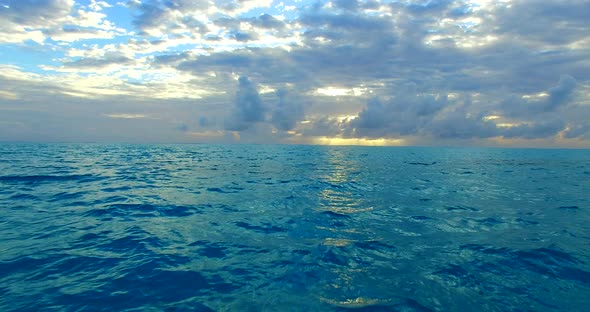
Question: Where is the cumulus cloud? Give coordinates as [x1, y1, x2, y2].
[0, 0, 126, 44]
[348, 91, 449, 138]
[271, 89, 306, 131]
[500, 75, 578, 119]
[0, 0, 73, 43]
[63, 55, 135, 69]
[564, 123, 590, 139]
[502, 118, 566, 140]
[130, 0, 209, 36]
[335, 73, 583, 141]
[250, 13, 286, 30]
[546, 75, 577, 111]
[199, 116, 213, 127]
[225, 76, 266, 131]
[0, 0, 73, 27]
[302, 117, 344, 138]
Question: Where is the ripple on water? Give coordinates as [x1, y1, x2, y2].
[0, 174, 103, 184]
[86, 203, 202, 219]
[1, 144, 589, 311]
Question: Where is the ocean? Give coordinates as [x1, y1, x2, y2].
[0, 143, 589, 311]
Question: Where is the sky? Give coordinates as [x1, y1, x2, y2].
[0, 0, 589, 147]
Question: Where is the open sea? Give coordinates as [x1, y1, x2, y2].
[0, 143, 589, 311]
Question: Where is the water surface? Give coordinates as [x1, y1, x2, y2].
[0, 143, 589, 311]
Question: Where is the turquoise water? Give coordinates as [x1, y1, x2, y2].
[0, 143, 589, 311]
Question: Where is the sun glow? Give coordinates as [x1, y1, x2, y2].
[311, 137, 406, 146]
[315, 87, 366, 97]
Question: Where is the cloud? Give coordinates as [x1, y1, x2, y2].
[230, 31, 258, 42]
[348, 91, 449, 138]
[225, 76, 266, 131]
[1, 0, 589, 146]
[491, 0, 590, 45]
[63, 55, 135, 69]
[271, 89, 306, 131]
[104, 113, 149, 119]
[0, 0, 73, 27]
[546, 75, 577, 110]
[564, 123, 590, 139]
[250, 14, 286, 30]
[114, 0, 590, 145]
[499, 75, 578, 119]
[429, 113, 499, 139]
[331, 73, 583, 141]
[0, 0, 73, 43]
[300, 11, 392, 32]
[332, 0, 360, 11]
[301, 117, 344, 138]
[502, 118, 566, 140]
[198, 116, 213, 127]
[131, 0, 210, 36]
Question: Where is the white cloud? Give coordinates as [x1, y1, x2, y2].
[315, 87, 364, 97]
[103, 113, 150, 119]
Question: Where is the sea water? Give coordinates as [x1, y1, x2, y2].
[0, 143, 589, 311]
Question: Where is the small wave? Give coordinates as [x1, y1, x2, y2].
[48, 191, 86, 202]
[8, 193, 39, 200]
[189, 240, 228, 258]
[411, 215, 434, 221]
[86, 203, 201, 219]
[353, 240, 396, 252]
[445, 205, 479, 212]
[558, 206, 580, 210]
[405, 161, 437, 166]
[456, 245, 590, 285]
[234, 221, 287, 234]
[320, 210, 352, 219]
[206, 187, 240, 193]
[0, 174, 102, 184]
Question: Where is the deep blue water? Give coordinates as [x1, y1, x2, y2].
[0, 143, 589, 311]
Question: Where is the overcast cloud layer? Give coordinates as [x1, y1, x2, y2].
[0, 0, 589, 146]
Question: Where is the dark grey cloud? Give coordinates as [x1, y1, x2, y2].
[214, 14, 286, 31]
[131, 0, 169, 35]
[299, 11, 393, 32]
[153, 51, 193, 66]
[564, 123, 590, 139]
[492, 0, 590, 45]
[213, 17, 241, 29]
[230, 31, 257, 42]
[177, 123, 189, 132]
[225, 76, 266, 131]
[348, 92, 450, 138]
[425, 99, 499, 140]
[500, 75, 578, 118]
[177, 48, 310, 85]
[340, 76, 580, 141]
[502, 117, 566, 139]
[63, 55, 135, 68]
[547, 75, 577, 110]
[131, 0, 209, 36]
[198, 116, 212, 127]
[250, 14, 286, 30]
[429, 110, 499, 139]
[0, 0, 71, 26]
[271, 89, 306, 131]
[302, 117, 344, 138]
[406, 0, 453, 15]
[332, 0, 359, 11]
